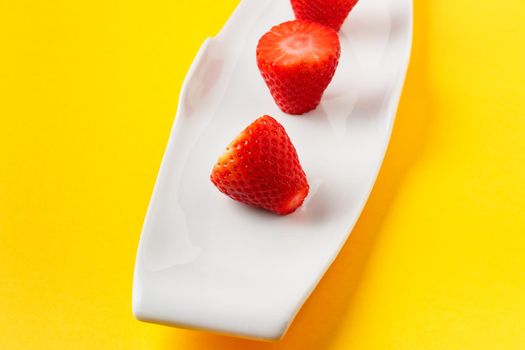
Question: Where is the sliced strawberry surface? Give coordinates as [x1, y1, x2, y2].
[210, 115, 309, 215]
[257, 20, 340, 115]
[257, 20, 340, 66]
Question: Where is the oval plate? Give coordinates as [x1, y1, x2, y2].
[133, 0, 413, 341]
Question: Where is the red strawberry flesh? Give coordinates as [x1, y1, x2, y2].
[210, 115, 309, 215]
[256, 20, 340, 115]
[291, 0, 359, 32]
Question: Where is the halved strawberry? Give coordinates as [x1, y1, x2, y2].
[291, 0, 359, 32]
[256, 20, 340, 115]
[210, 115, 309, 215]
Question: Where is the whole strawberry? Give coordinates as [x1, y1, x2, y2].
[256, 20, 340, 115]
[291, 0, 359, 32]
[210, 115, 309, 215]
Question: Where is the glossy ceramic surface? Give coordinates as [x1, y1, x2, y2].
[133, 0, 412, 340]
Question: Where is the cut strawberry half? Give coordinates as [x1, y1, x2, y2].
[256, 20, 340, 115]
[291, 0, 359, 32]
[210, 115, 309, 215]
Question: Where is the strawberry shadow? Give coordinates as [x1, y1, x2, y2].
[166, 1, 433, 348]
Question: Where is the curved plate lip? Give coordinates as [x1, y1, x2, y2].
[133, 0, 413, 341]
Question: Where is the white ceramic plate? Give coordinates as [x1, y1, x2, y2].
[133, 0, 412, 341]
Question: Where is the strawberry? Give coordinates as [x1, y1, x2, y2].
[210, 115, 309, 215]
[291, 0, 359, 32]
[256, 20, 340, 115]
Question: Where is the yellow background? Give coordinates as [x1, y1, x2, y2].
[1, 0, 525, 348]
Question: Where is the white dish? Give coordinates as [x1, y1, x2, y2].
[133, 0, 412, 341]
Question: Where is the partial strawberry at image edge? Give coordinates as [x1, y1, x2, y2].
[256, 20, 340, 115]
[210, 115, 309, 215]
[291, 0, 359, 32]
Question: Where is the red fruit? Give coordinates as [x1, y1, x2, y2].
[256, 20, 340, 115]
[210, 115, 309, 215]
[291, 0, 359, 31]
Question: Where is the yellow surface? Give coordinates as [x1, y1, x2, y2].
[1, 0, 525, 348]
